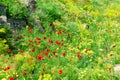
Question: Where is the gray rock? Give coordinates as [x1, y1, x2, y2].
[34, 19, 45, 33]
[7, 18, 26, 29]
[0, 4, 6, 15]
[0, 15, 7, 22]
[28, 0, 37, 13]
[0, 15, 7, 25]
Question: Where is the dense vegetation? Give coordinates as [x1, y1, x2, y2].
[0, 0, 120, 80]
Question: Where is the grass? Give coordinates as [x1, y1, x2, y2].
[0, 0, 120, 80]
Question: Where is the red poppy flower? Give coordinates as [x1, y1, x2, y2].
[36, 37, 41, 40]
[7, 49, 12, 53]
[4, 66, 10, 71]
[57, 30, 62, 35]
[77, 54, 82, 59]
[62, 53, 66, 57]
[29, 40, 33, 43]
[28, 27, 32, 31]
[42, 51, 49, 55]
[18, 49, 23, 53]
[23, 72, 27, 75]
[42, 71, 44, 75]
[9, 77, 14, 80]
[44, 36, 46, 40]
[31, 49, 35, 53]
[52, 51, 56, 56]
[58, 70, 62, 74]
[48, 39, 53, 44]
[18, 35, 22, 39]
[55, 41, 61, 45]
[38, 55, 44, 60]
[37, 41, 41, 45]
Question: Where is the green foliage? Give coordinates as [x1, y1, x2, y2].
[0, 26, 9, 54]
[0, 38, 8, 54]
[0, 0, 120, 80]
[0, 0, 28, 19]
[0, 25, 15, 54]
[36, 0, 64, 31]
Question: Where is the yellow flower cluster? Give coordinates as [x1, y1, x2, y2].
[38, 74, 52, 80]
[0, 28, 6, 33]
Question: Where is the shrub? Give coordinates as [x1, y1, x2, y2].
[0, 25, 15, 54]
[0, 38, 8, 54]
[0, 0, 29, 19]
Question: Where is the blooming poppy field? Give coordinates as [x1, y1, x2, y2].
[0, 0, 120, 80]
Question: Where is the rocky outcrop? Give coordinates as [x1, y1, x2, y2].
[0, 4, 26, 29]
[0, 15, 26, 29]
[0, 4, 7, 25]
[0, 15, 7, 25]
[7, 18, 26, 29]
[28, 0, 37, 13]
[0, 4, 6, 16]
[0, 1, 44, 32]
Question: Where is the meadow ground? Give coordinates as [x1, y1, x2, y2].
[0, 0, 120, 80]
